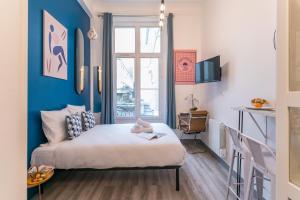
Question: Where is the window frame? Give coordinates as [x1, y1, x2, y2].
[113, 18, 163, 123]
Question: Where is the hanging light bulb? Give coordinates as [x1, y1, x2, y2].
[159, 20, 164, 27]
[160, 3, 165, 11]
[160, 12, 165, 20]
[160, 0, 165, 11]
[159, 0, 165, 27]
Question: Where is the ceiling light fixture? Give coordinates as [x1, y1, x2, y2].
[88, 27, 98, 40]
[159, 0, 165, 27]
[87, 17, 98, 40]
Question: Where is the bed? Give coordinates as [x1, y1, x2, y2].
[31, 123, 186, 190]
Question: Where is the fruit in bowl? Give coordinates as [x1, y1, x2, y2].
[251, 98, 268, 108]
[28, 165, 54, 186]
[30, 172, 45, 182]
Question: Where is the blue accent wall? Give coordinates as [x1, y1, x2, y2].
[28, 0, 90, 165]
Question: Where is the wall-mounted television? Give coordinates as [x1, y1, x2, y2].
[195, 56, 221, 83]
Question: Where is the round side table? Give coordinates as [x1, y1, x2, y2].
[27, 170, 54, 200]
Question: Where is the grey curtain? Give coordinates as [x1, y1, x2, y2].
[166, 13, 176, 129]
[101, 13, 114, 124]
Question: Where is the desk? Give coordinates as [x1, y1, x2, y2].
[178, 111, 208, 130]
[232, 106, 276, 197]
[232, 106, 275, 144]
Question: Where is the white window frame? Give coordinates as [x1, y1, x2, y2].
[113, 17, 164, 123]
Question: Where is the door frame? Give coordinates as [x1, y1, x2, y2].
[276, 0, 300, 199]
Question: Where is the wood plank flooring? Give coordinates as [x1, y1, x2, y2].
[32, 140, 234, 200]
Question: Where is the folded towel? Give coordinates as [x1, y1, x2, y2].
[137, 118, 152, 128]
[142, 127, 154, 133]
[131, 124, 142, 133]
[131, 124, 153, 133]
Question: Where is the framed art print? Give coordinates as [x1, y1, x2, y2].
[43, 10, 68, 80]
[174, 50, 196, 85]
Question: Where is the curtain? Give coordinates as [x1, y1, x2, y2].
[166, 13, 176, 129]
[101, 13, 114, 124]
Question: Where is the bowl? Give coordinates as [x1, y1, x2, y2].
[252, 102, 263, 108]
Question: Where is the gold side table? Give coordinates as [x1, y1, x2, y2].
[27, 169, 54, 200]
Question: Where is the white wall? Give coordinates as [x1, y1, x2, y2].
[0, 0, 27, 199]
[198, 0, 277, 163]
[173, 6, 204, 119]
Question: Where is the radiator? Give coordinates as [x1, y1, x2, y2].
[202, 118, 227, 159]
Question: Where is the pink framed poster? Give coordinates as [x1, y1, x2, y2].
[174, 50, 196, 85]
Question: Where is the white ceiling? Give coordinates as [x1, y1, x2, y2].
[84, 0, 203, 14]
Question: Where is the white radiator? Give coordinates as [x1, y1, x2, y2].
[202, 118, 227, 159]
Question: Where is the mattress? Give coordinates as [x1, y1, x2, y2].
[31, 123, 186, 169]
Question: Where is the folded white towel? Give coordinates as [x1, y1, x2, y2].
[142, 127, 153, 133]
[137, 118, 152, 128]
[131, 124, 153, 133]
[131, 124, 142, 133]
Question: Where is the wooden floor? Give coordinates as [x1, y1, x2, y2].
[33, 140, 234, 200]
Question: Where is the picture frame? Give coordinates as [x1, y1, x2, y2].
[174, 50, 197, 85]
[43, 10, 68, 80]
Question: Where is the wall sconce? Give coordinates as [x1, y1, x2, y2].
[98, 66, 102, 94]
[76, 28, 85, 94]
[80, 66, 85, 92]
[76, 65, 85, 94]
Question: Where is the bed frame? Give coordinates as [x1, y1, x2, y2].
[58, 166, 181, 191]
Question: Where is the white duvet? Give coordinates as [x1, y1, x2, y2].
[31, 123, 186, 169]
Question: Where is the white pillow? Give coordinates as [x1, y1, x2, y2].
[66, 104, 86, 114]
[41, 108, 70, 144]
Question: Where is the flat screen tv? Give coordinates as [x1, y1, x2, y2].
[195, 56, 221, 83]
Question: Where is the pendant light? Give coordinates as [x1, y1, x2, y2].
[159, 0, 165, 27]
[87, 17, 98, 40]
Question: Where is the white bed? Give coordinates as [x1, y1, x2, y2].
[31, 123, 186, 169]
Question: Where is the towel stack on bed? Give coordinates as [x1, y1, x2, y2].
[131, 119, 153, 133]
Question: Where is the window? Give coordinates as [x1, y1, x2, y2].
[113, 20, 162, 122]
[115, 28, 135, 53]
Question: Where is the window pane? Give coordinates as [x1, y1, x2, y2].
[289, 107, 300, 187]
[140, 27, 160, 53]
[115, 28, 135, 53]
[141, 90, 159, 116]
[117, 58, 135, 117]
[141, 58, 159, 89]
[290, 0, 300, 91]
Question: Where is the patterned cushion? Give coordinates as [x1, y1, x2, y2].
[81, 111, 96, 131]
[66, 113, 82, 139]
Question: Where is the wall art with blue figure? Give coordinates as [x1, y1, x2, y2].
[43, 10, 68, 80]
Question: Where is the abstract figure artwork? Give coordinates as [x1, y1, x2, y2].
[174, 50, 196, 85]
[43, 10, 68, 80]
